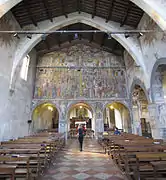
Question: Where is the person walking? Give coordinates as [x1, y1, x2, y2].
[78, 125, 85, 151]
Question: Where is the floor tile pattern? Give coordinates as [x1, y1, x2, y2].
[39, 138, 127, 180]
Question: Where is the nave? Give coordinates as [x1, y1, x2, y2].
[39, 139, 126, 180]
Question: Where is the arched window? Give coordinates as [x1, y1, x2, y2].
[20, 55, 30, 81]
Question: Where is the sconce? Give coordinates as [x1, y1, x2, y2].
[27, 120, 32, 124]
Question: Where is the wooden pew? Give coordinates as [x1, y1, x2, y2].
[0, 148, 42, 177]
[134, 153, 166, 180]
[0, 156, 30, 179]
[0, 164, 16, 180]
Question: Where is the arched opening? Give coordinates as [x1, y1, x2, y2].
[151, 62, 166, 139]
[67, 102, 93, 137]
[131, 85, 152, 137]
[151, 63, 166, 103]
[32, 103, 59, 132]
[103, 102, 131, 133]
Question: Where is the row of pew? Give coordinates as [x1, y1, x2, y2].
[99, 133, 166, 180]
[0, 131, 65, 180]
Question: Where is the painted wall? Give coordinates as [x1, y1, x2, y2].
[138, 13, 166, 83]
[34, 44, 127, 100]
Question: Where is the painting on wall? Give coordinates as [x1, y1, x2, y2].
[0, 14, 14, 47]
[141, 15, 159, 46]
[34, 44, 127, 99]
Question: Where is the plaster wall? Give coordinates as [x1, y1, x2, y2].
[0, 12, 37, 141]
[138, 13, 166, 84]
[0, 47, 36, 141]
[124, 50, 146, 90]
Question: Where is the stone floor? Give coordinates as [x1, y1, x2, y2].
[40, 138, 127, 180]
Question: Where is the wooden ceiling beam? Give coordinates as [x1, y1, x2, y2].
[42, 0, 53, 22]
[61, 0, 68, 18]
[77, 0, 81, 14]
[100, 33, 107, 47]
[23, 0, 37, 26]
[92, 0, 98, 19]
[44, 39, 50, 50]
[120, 2, 132, 27]
[106, 0, 115, 23]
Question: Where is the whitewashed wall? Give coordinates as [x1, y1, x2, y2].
[0, 11, 37, 142]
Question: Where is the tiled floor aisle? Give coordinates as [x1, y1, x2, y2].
[40, 138, 127, 180]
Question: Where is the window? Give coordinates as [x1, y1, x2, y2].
[20, 55, 30, 81]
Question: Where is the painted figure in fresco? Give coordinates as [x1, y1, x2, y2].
[52, 85, 57, 98]
[42, 80, 48, 98]
[57, 83, 61, 97]
[159, 105, 166, 126]
[34, 87, 38, 98]
[47, 83, 52, 98]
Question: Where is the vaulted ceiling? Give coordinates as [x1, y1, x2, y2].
[11, 0, 144, 55]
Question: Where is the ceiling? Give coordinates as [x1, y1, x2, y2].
[35, 23, 124, 56]
[11, 0, 144, 55]
[11, 0, 144, 28]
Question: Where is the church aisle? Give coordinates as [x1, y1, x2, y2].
[40, 138, 127, 180]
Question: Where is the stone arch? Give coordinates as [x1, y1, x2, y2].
[31, 100, 60, 116]
[150, 58, 166, 103]
[130, 0, 166, 31]
[103, 101, 132, 133]
[130, 78, 150, 103]
[31, 101, 60, 132]
[1, 0, 166, 30]
[67, 101, 95, 132]
[67, 101, 94, 118]
[130, 78, 152, 137]
[9, 12, 147, 90]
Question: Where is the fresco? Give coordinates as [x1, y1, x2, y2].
[0, 13, 14, 47]
[34, 44, 127, 99]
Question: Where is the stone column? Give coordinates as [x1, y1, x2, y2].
[59, 102, 68, 141]
[132, 106, 142, 136]
[148, 103, 165, 139]
[94, 102, 104, 137]
[106, 107, 111, 128]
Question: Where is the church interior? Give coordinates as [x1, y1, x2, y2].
[1, 0, 166, 179]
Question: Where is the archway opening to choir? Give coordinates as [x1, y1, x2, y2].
[68, 103, 93, 137]
[103, 102, 131, 133]
[32, 103, 59, 132]
[151, 63, 166, 138]
[132, 85, 152, 137]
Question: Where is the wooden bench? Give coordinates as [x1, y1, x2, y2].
[0, 164, 16, 180]
[0, 156, 30, 179]
[134, 153, 166, 180]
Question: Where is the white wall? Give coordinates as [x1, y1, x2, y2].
[0, 49, 36, 141]
[114, 109, 122, 130]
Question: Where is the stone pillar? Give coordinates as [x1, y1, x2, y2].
[59, 102, 68, 141]
[132, 106, 142, 136]
[94, 102, 104, 137]
[106, 107, 111, 128]
[148, 103, 165, 139]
